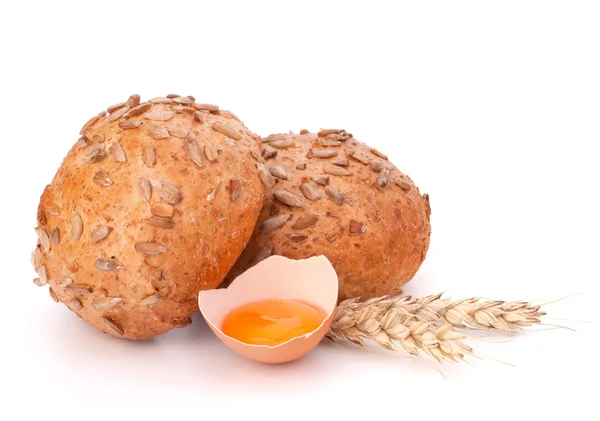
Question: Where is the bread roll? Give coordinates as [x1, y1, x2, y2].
[224, 130, 431, 300]
[33, 94, 264, 339]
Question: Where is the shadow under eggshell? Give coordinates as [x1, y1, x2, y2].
[198, 255, 339, 364]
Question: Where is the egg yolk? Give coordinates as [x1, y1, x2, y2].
[221, 299, 325, 346]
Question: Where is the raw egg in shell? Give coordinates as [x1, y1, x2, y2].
[198, 255, 338, 363]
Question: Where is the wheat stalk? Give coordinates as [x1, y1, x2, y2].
[326, 293, 548, 363]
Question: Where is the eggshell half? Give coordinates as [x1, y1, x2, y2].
[198, 255, 339, 363]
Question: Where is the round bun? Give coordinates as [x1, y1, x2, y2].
[224, 130, 431, 300]
[33, 94, 264, 339]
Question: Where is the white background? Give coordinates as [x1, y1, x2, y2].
[1, 1, 598, 420]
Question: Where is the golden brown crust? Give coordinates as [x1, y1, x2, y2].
[34, 95, 264, 339]
[224, 131, 431, 301]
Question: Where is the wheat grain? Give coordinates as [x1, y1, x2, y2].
[326, 293, 548, 363]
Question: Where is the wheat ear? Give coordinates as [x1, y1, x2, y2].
[326, 294, 548, 363]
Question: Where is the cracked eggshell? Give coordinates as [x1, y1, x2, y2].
[198, 255, 338, 364]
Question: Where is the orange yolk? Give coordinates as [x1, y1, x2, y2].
[221, 299, 325, 346]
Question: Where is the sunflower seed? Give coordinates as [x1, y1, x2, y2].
[138, 177, 152, 204]
[93, 170, 113, 187]
[50, 228, 60, 245]
[126, 94, 141, 108]
[56, 277, 73, 287]
[92, 297, 122, 312]
[250, 147, 261, 162]
[228, 111, 241, 122]
[204, 142, 218, 162]
[118, 120, 142, 129]
[251, 245, 273, 266]
[269, 166, 287, 180]
[185, 136, 203, 167]
[325, 186, 345, 204]
[369, 160, 385, 172]
[102, 317, 123, 336]
[323, 164, 352, 176]
[167, 126, 188, 138]
[35, 227, 50, 253]
[288, 233, 307, 242]
[262, 134, 286, 143]
[423, 193, 430, 204]
[308, 149, 338, 159]
[84, 144, 106, 163]
[263, 149, 277, 159]
[76, 136, 89, 148]
[292, 213, 318, 229]
[273, 190, 304, 207]
[66, 299, 82, 312]
[107, 106, 130, 121]
[142, 145, 156, 167]
[37, 265, 48, 284]
[370, 148, 388, 160]
[135, 241, 168, 255]
[96, 258, 123, 271]
[260, 214, 291, 233]
[296, 162, 307, 170]
[173, 96, 193, 105]
[326, 227, 341, 242]
[300, 129, 309, 135]
[212, 121, 241, 140]
[311, 176, 330, 186]
[91, 226, 111, 242]
[318, 138, 343, 147]
[230, 179, 241, 202]
[270, 139, 294, 149]
[49, 288, 59, 302]
[332, 159, 349, 167]
[80, 115, 100, 135]
[349, 220, 366, 235]
[300, 183, 322, 201]
[257, 163, 276, 187]
[33, 277, 44, 287]
[326, 133, 352, 142]
[345, 149, 370, 165]
[147, 124, 169, 139]
[144, 110, 174, 121]
[67, 283, 93, 294]
[149, 97, 173, 104]
[193, 111, 206, 123]
[151, 203, 173, 218]
[377, 167, 390, 188]
[192, 103, 219, 112]
[140, 294, 162, 306]
[109, 141, 127, 163]
[166, 93, 180, 99]
[123, 102, 151, 118]
[157, 181, 182, 204]
[318, 129, 343, 137]
[71, 214, 83, 241]
[32, 247, 42, 272]
[107, 102, 127, 113]
[206, 180, 222, 202]
[143, 216, 174, 229]
[392, 177, 412, 191]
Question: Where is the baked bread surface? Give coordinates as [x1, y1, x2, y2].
[35, 94, 264, 339]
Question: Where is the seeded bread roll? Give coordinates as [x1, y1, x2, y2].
[224, 130, 431, 300]
[32, 94, 264, 339]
